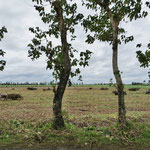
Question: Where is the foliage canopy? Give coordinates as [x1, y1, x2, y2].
[0, 26, 7, 71]
[82, 0, 148, 45]
[28, 0, 92, 83]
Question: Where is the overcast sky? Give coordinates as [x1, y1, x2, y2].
[0, 0, 149, 84]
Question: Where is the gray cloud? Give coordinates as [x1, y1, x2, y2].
[0, 0, 149, 84]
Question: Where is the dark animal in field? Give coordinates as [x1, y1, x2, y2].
[89, 88, 93, 90]
[43, 87, 51, 91]
[112, 91, 118, 95]
[27, 87, 37, 90]
[0, 94, 23, 100]
[7, 94, 23, 100]
[128, 88, 140, 91]
[145, 90, 150, 94]
[11, 88, 15, 90]
[100, 87, 108, 90]
[0, 94, 7, 99]
[112, 91, 127, 95]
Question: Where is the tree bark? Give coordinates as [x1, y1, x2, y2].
[53, 67, 70, 128]
[112, 29, 127, 128]
[52, 0, 71, 129]
[103, 4, 127, 128]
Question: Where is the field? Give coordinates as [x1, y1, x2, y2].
[0, 85, 150, 149]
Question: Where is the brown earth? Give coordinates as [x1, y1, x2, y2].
[0, 86, 150, 127]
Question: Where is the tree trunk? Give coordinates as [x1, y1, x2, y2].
[112, 27, 127, 128]
[53, 68, 70, 128]
[52, 1, 71, 129]
[96, 1, 127, 128]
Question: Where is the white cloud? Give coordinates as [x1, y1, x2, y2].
[0, 0, 149, 84]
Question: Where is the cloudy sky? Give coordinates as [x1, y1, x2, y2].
[0, 0, 149, 84]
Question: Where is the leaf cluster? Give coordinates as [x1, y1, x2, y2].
[0, 26, 7, 71]
[28, 0, 92, 81]
[32, 0, 84, 37]
[136, 43, 150, 68]
[136, 43, 150, 78]
[82, 0, 148, 44]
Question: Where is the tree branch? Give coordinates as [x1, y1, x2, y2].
[95, 0, 109, 8]
[95, 0, 119, 29]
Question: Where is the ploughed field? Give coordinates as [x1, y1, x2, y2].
[0, 86, 150, 127]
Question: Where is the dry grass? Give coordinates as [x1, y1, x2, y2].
[0, 86, 150, 126]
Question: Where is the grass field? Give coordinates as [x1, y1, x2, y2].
[0, 86, 150, 149]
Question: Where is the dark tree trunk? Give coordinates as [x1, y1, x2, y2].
[105, 5, 126, 127]
[52, 1, 71, 129]
[95, 1, 127, 128]
[53, 68, 70, 128]
[112, 27, 127, 128]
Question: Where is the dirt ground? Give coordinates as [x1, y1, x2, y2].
[0, 86, 150, 126]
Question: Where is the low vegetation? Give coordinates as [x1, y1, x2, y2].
[0, 85, 150, 149]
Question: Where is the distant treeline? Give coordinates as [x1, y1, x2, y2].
[0, 82, 50, 86]
[0, 82, 149, 86]
[131, 82, 150, 85]
[0, 82, 114, 86]
[0, 82, 84, 86]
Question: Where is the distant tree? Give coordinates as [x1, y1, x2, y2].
[143, 80, 146, 84]
[0, 26, 7, 71]
[29, 0, 92, 128]
[82, 0, 148, 128]
[109, 78, 113, 87]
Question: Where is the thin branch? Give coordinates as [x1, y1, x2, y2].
[95, 0, 119, 28]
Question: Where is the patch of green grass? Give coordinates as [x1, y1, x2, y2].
[133, 123, 150, 146]
[0, 119, 117, 148]
[124, 84, 150, 89]
[127, 111, 150, 118]
[1, 119, 150, 148]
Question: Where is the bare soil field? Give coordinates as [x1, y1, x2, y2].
[0, 86, 150, 149]
[0, 86, 150, 126]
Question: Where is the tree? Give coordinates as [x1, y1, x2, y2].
[136, 1, 150, 78]
[136, 42, 150, 78]
[0, 26, 7, 71]
[28, 0, 92, 128]
[82, 0, 148, 128]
